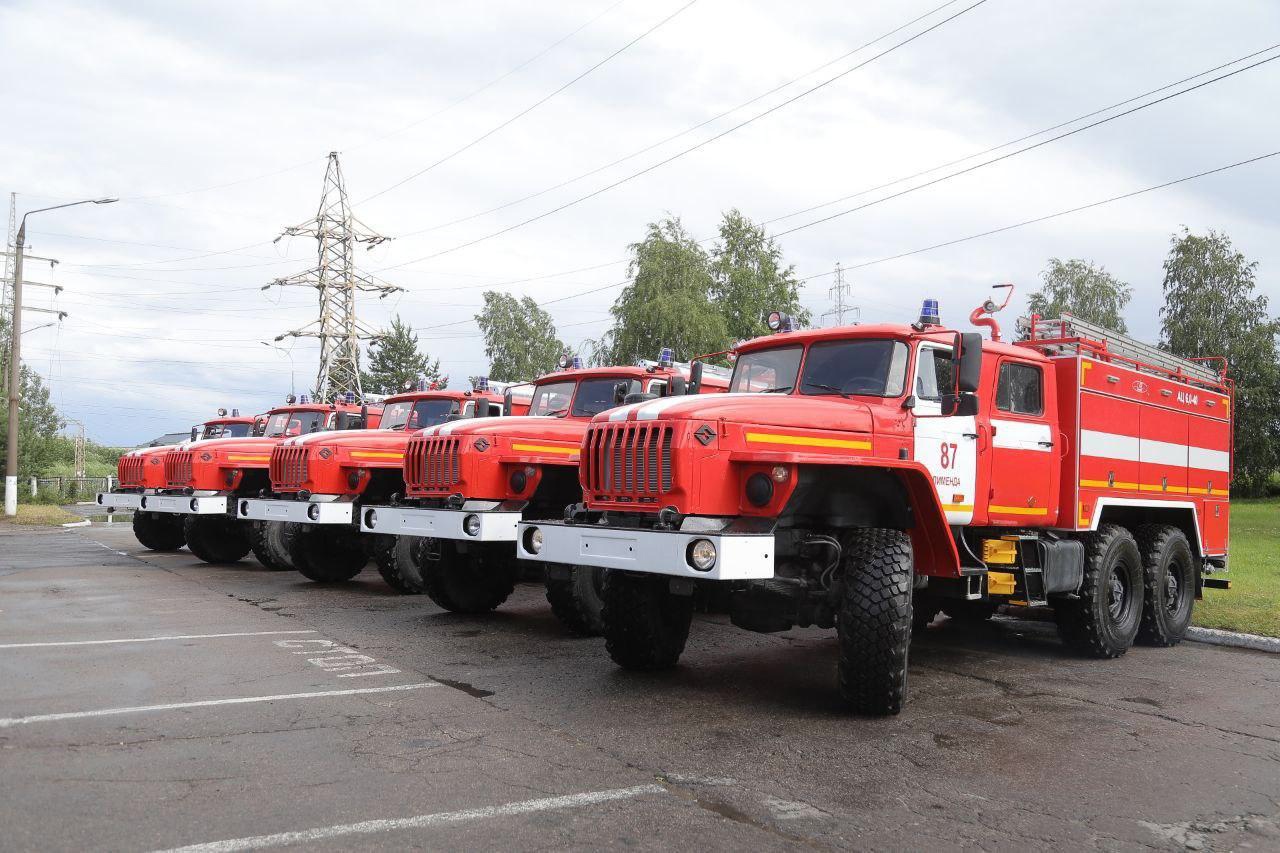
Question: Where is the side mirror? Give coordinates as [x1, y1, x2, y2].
[939, 392, 979, 417]
[954, 332, 982, 394]
[666, 376, 687, 397]
[190, 427, 199, 441]
[475, 399, 492, 419]
[687, 361, 704, 395]
[504, 389, 513, 413]
[623, 392, 658, 406]
[613, 382, 629, 405]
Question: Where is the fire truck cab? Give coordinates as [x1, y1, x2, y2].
[359, 352, 729, 635]
[518, 296, 1233, 714]
[95, 409, 258, 552]
[145, 395, 381, 567]
[236, 381, 506, 586]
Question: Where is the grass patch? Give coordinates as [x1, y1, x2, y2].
[1194, 497, 1280, 637]
[1, 504, 81, 526]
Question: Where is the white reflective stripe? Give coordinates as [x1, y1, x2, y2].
[611, 392, 767, 421]
[1139, 437, 1187, 467]
[1080, 429, 1139, 462]
[990, 418, 1051, 451]
[1189, 446, 1231, 472]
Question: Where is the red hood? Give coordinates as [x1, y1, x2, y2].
[595, 392, 875, 434]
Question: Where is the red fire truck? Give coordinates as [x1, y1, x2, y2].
[95, 409, 259, 551]
[236, 381, 506, 587]
[518, 292, 1233, 714]
[358, 353, 729, 634]
[146, 395, 381, 567]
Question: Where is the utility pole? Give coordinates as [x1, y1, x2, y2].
[820, 262, 859, 327]
[64, 417, 86, 478]
[265, 152, 400, 400]
[5, 197, 115, 517]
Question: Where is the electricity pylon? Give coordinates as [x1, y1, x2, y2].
[820, 261, 858, 327]
[265, 152, 400, 400]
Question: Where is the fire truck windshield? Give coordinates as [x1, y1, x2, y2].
[572, 377, 640, 417]
[730, 339, 909, 398]
[730, 346, 802, 393]
[529, 382, 574, 416]
[381, 399, 461, 430]
[201, 423, 252, 439]
[264, 411, 328, 437]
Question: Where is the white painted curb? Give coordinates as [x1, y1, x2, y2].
[1186, 626, 1280, 654]
[60, 519, 91, 528]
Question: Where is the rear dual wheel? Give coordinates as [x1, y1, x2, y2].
[132, 511, 186, 551]
[1055, 524, 1143, 658]
[183, 515, 252, 564]
[1134, 525, 1196, 647]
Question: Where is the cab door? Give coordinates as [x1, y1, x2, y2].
[987, 358, 1056, 525]
[912, 344, 978, 525]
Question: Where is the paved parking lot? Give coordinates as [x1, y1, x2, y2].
[3, 520, 1279, 851]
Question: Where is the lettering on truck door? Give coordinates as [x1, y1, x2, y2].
[912, 343, 977, 524]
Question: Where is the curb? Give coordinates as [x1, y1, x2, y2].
[1186, 626, 1280, 654]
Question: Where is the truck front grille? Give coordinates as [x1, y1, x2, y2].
[165, 451, 193, 488]
[406, 436, 461, 492]
[582, 422, 674, 497]
[118, 456, 146, 487]
[271, 446, 309, 490]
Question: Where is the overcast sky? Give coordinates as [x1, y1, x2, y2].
[2, 0, 1277, 446]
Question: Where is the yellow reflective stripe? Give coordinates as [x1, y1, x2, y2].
[349, 451, 404, 460]
[227, 455, 270, 462]
[1080, 479, 1139, 491]
[989, 505, 1050, 516]
[744, 432, 871, 451]
[1083, 479, 1205, 495]
[511, 443, 579, 456]
[940, 503, 974, 513]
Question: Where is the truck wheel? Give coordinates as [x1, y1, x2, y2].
[1134, 525, 1195, 646]
[247, 521, 294, 571]
[1054, 524, 1142, 658]
[132, 511, 186, 551]
[415, 538, 518, 613]
[372, 535, 426, 595]
[183, 516, 251, 564]
[290, 526, 367, 583]
[837, 528, 913, 716]
[544, 565, 605, 636]
[601, 570, 693, 670]
[940, 599, 998, 623]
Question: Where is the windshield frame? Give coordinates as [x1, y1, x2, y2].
[729, 336, 912, 399]
[201, 422, 252, 440]
[380, 398, 461, 431]
[264, 410, 330, 438]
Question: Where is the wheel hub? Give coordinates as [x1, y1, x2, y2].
[1165, 568, 1180, 612]
[1109, 573, 1128, 619]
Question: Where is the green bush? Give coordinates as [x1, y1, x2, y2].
[1266, 471, 1280, 498]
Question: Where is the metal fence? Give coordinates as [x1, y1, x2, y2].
[32, 476, 112, 498]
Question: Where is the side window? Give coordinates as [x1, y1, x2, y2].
[646, 379, 667, 396]
[996, 362, 1043, 416]
[489, 404, 503, 417]
[915, 347, 953, 401]
[461, 401, 475, 416]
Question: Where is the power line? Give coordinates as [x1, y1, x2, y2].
[375, 0, 989, 270]
[358, 0, 702, 204]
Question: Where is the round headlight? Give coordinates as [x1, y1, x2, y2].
[189, 498, 199, 512]
[307, 504, 321, 521]
[364, 508, 377, 529]
[745, 472, 774, 507]
[140, 497, 148, 509]
[771, 465, 790, 483]
[240, 501, 250, 516]
[687, 538, 717, 571]
[97, 494, 104, 505]
[463, 514, 481, 537]
[509, 469, 527, 493]
[524, 526, 543, 555]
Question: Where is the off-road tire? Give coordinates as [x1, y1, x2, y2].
[1134, 524, 1195, 647]
[415, 538, 518, 613]
[601, 570, 693, 670]
[940, 599, 998, 623]
[544, 565, 605, 636]
[1054, 524, 1142, 658]
[183, 515, 251, 564]
[247, 521, 294, 571]
[132, 511, 186, 551]
[837, 528, 913, 716]
[372, 534, 426, 595]
[290, 525, 367, 583]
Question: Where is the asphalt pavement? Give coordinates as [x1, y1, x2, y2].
[1, 518, 1278, 852]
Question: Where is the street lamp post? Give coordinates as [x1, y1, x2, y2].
[260, 341, 296, 397]
[5, 197, 116, 517]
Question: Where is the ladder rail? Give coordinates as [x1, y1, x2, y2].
[1018, 314, 1222, 384]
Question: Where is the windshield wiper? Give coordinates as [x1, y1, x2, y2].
[544, 407, 569, 417]
[804, 382, 851, 398]
[762, 386, 794, 394]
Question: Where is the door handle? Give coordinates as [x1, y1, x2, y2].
[1038, 440, 1054, 448]
[963, 433, 978, 440]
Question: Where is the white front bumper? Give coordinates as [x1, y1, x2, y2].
[359, 502, 521, 541]
[141, 493, 229, 515]
[516, 520, 775, 581]
[95, 491, 146, 511]
[238, 497, 354, 525]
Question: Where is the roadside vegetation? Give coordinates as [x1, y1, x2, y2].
[0, 504, 80, 526]
[1194, 497, 1280, 637]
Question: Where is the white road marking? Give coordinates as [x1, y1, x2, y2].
[0, 682, 438, 727]
[0, 630, 318, 650]
[153, 784, 667, 853]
